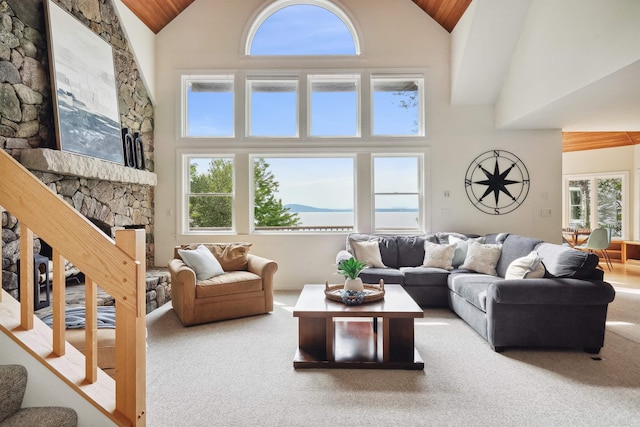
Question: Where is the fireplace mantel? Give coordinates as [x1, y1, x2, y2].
[19, 148, 157, 186]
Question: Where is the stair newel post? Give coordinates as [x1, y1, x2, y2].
[51, 247, 67, 356]
[19, 227, 34, 329]
[114, 228, 147, 426]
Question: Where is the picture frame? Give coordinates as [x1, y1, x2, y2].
[44, 0, 123, 164]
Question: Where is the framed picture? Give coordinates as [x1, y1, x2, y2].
[44, 0, 123, 164]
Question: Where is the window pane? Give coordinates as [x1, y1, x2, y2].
[249, 80, 297, 137]
[373, 156, 421, 231]
[250, 4, 356, 55]
[597, 178, 622, 237]
[374, 195, 420, 230]
[372, 78, 421, 136]
[374, 157, 419, 193]
[188, 157, 233, 230]
[568, 180, 591, 229]
[310, 79, 357, 137]
[253, 157, 354, 231]
[185, 79, 234, 137]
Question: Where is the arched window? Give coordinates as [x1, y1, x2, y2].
[246, 1, 360, 55]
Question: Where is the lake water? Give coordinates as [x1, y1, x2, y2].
[296, 211, 419, 229]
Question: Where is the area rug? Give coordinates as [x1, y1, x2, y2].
[145, 290, 640, 427]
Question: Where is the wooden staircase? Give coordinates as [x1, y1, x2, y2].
[0, 149, 146, 426]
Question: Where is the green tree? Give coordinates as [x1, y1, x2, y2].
[597, 178, 622, 237]
[188, 158, 300, 229]
[253, 158, 301, 227]
[189, 159, 233, 228]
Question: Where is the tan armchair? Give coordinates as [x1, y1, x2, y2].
[168, 243, 277, 326]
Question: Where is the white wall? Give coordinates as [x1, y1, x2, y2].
[113, 0, 156, 102]
[0, 334, 114, 426]
[153, 0, 562, 289]
[496, 0, 640, 129]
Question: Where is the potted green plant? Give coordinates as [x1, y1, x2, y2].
[337, 257, 368, 292]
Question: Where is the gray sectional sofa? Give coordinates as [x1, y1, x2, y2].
[337, 232, 616, 353]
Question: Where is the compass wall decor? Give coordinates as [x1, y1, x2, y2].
[464, 150, 530, 215]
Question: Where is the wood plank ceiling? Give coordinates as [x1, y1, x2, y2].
[119, 0, 637, 153]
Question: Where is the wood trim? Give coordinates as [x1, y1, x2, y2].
[562, 132, 640, 152]
[412, 0, 473, 32]
[120, 0, 196, 33]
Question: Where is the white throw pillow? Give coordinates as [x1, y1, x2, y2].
[505, 251, 546, 280]
[448, 236, 484, 267]
[178, 244, 225, 281]
[459, 241, 502, 276]
[422, 242, 456, 270]
[350, 239, 385, 268]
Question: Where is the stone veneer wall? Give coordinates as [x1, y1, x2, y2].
[0, 0, 161, 303]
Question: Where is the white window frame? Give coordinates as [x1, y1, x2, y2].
[562, 171, 628, 239]
[307, 74, 360, 138]
[371, 75, 425, 137]
[249, 154, 356, 233]
[181, 75, 235, 138]
[181, 153, 236, 234]
[246, 77, 300, 138]
[372, 154, 424, 233]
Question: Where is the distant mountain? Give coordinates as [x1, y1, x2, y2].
[285, 204, 351, 213]
[284, 204, 418, 213]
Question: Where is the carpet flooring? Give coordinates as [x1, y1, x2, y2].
[145, 290, 640, 427]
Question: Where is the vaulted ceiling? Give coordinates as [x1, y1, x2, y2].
[119, 0, 640, 153]
[120, 0, 470, 34]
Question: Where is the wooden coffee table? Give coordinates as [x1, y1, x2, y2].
[293, 284, 424, 370]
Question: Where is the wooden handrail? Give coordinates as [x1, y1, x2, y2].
[0, 149, 146, 426]
[0, 150, 141, 316]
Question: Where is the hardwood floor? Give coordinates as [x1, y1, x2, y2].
[602, 262, 640, 291]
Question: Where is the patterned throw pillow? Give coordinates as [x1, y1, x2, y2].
[459, 241, 502, 276]
[208, 243, 252, 271]
[422, 241, 456, 270]
[350, 239, 385, 268]
[505, 251, 546, 280]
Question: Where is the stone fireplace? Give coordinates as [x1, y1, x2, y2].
[0, 0, 170, 311]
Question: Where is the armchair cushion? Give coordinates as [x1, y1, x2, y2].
[178, 245, 224, 281]
[196, 271, 262, 298]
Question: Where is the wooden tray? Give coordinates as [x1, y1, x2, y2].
[324, 280, 385, 305]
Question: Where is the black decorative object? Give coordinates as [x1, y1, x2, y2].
[133, 133, 145, 170]
[122, 128, 135, 167]
[464, 150, 530, 215]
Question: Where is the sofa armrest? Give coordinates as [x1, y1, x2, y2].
[488, 278, 615, 306]
[247, 254, 278, 311]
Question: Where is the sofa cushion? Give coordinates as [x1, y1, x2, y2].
[396, 234, 437, 267]
[178, 245, 225, 281]
[359, 267, 404, 285]
[495, 234, 544, 278]
[196, 271, 262, 298]
[535, 242, 600, 279]
[422, 242, 456, 269]
[460, 241, 502, 276]
[209, 243, 252, 271]
[350, 239, 385, 268]
[484, 232, 509, 245]
[448, 273, 499, 312]
[505, 251, 546, 280]
[401, 266, 450, 287]
[347, 234, 399, 268]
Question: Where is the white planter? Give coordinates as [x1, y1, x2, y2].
[344, 277, 364, 292]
